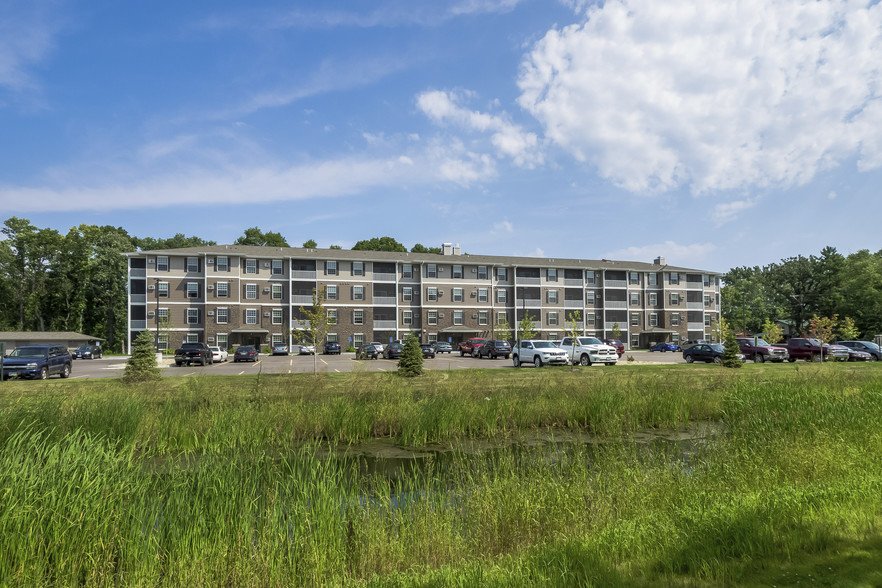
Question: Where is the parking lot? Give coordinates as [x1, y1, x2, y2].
[60, 349, 683, 379]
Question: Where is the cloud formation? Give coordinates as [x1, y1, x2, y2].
[0, 0, 63, 101]
[518, 0, 882, 195]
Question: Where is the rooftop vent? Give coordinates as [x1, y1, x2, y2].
[654, 256, 666, 266]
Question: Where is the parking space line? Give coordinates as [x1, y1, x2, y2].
[238, 371, 245, 375]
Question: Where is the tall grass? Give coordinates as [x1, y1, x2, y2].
[1, 364, 881, 585]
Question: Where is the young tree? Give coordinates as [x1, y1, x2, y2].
[611, 323, 622, 341]
[517, 312, 538, 342]
[837, 316, 860, 341]
[564, 310, 583, 365]
[720, 318, 743, 368]
[808, 314, 838, 343]
[760, 318, 784, 344]
[124, 330, 161, 383]
[292, 287, 330, 374]
[495, 313, 513, 342]
[397, 333, 424, 377]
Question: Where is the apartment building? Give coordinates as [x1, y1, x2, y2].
[125, 244, 722, 351]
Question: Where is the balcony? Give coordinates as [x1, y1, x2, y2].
[130, 268, 146, 278]
[686, 282, 703, 290]
[517, 277, 541, 285]
[564, 300, 583, 308]
[291, 319, 311, 330]
[603, 300, 627, 309]
[516, 298, 542, 308]
[292, 270, 316, 280]
[130, 320, 147, 329]
[130, 294, 146, 304]
[373, 296, 397, 306]
[564, 278, 583, 286]
[687, 302, 704, 309]
[291, 295, 314, 305]
[604, 279, 627, 288]
[373, 272, 396, 282]
[374, 319, 397, 329]
[687, 322, 705, 331]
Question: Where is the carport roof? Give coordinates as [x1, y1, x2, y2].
[438, 326, 485, 333]
[230, 329, 269, 334]
[0, 331, 104, 342]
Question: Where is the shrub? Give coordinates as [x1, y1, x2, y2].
[123, 330, 161, 383]
[397, 334, 424, 377]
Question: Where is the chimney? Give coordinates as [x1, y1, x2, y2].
[654, 256, 666, 266]
[442, 243, 453, 255]
[453, 243, 461, 256]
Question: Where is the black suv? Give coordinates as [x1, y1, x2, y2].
[477, 340, 512, 359]
[835, 341, 881, 361]
[2, 345, 73, 380]
[324, 341, 341, 355]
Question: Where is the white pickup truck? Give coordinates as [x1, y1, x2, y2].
[558, 336, 618, 366]
[512, 340, 569, 367]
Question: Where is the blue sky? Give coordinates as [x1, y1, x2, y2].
[2, 0, 882, 274]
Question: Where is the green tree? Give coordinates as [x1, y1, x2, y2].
[352, 236, 406, 252]
[397, 333, 424, 377]
[611, 323, 622, 341]
[837, 316, 860, 341]
[235, 227, 289, 247]
[720, 318, 742, 368]
[410, 243, 442, 254]
[329, 244, 342, 250]
[760, 318, 783, 344]
[495, 313, 513, 342]
[564, 310, 583, 365]
[302, 239, 317, 248]
[124, 330, 161, 383]
[808, 314, 838, 343]
[135, 233, 215, 250]
[517, 312, 538, 342]
[1, 217, 63, 331]
[292, 287, 330, 375]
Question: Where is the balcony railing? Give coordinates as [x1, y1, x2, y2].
[373, 272, 396, 282]
[564, 300, 583, 308]
[517, 277, 541, 285]
[373, 296, 397, 306]
[130, 294, 146, 304]
[291, 295, 314, 305]
[516, 298, 542, 308]
[131, 320, 147, 329]
[687, 302, 704, 309]
[564, 278, 583, 286]
[130, 268, 146, 278]
[374, 320, 397, 329]
[291, 319, 311, 330]
[686, 282, 703, 290]
[604, 279, 627, 288]
[687, 322, 705, 331]
[603, 300, 627, 309]
[292, 270, 317, 280]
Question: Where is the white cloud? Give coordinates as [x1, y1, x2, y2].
[712, 198, 758, 226]
[605, 240, 717, 268]
[417, 90, 544, 168]
[493, 220, 514, 233]
[518, 0, 882, 195]
[0, 0, 64, 102]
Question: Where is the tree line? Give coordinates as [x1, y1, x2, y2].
[721, 246, 882, 341]
[0, 218, 441, 351]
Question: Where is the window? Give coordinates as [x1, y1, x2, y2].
[648, 273, 657, 286]
[216, 282, 229, 297]
[353, 285, 365, 301]
[478, 311, 489, 325]
[649, 292, 657, 306]
[631, 313, 640, 326]
[402, 264, 413, 279]
[452, 288, 463, 302]
[353, 310, 364, 325]
[548, 312, 559, 326]
[157, 335, 168, 351]
[427, 287, 438, 302]
[327, 309, 337, 325]
[671, 333, 680, 344]
[547, 268, 558, 282]
[586, 313, 596, 327]
[216, 308, 229, 324]
[497, 311, 507, 324]
[548, 333, 559, 341]
[669, 272, 679, 285]
[272, 309, 282, 325]
[650, 313, 658, 327]
[272, 284, 283, 300]
[157, 256, 169, 272]
[245, 259, 257, 274]
[497, 289, 507, 304]
[630, 292, 639, 306]
[671, 313, 680, 326]
[216, 256, 228, 272]
[353, 333, 365, 348]
[703, 274, 710, 287]
[245, 309, 257, 324]
[245, 284, 257, 299]
[157, 307, 169, 321]
[187, 282, 199, 298]
[427, 333, 438, 344]
[186, 309, 199, 324]
[453, 265, 463, 279]
[478, 288, 488, 303]
[586, 291, 595, 304]
[326, 334, 338, 343]
[352, 262, 364, 276]
[326, 285, 338, 301]
[187, 333, 199, 344]
[403, 311, 413, 326]
[187, 257, 199, 273]
[705, 314, 711, 326]
[547, 290, 558, 304]
[272, 260, 283, 275]
[670, 293, 680, 305]
[497, 267, 507, 281]
[704, 295, 712, 307]
[217, 334, 228, 349]
[272, 334, 283, 346]
[478, 266, 488, 280]
[403, 287, 412, 302]
[325, 261, 337, 275]
[427, 264, 437, 278]
[428, 311, 438, 325]
[586, 271, 595, 285]
[629, 272, 639, 285]
[453, 311, 463, 325]
[631, 334, 640, 348]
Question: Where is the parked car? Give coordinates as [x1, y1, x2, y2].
[649, 342, 679, 352]
[324, 341, 341, 355]
[458, 338, 487, 357]
[234, 345, 259, 362]
[383, 343, 404, 359]
[174, 342, 214, 367]
[785, 338, 849, 362]
[209, 346, 229, 362]
[603, 339, 625, 357]
[512, 340, 569, 367]
[271, 344, 289, 356]
[2, 345, 72, 380]
[369, 342, 385, 354]
[357, 344, 380, 360]
[433, 342, 453, 354]
[420, 344, 436, 359]
[298, 344, 315, 355]
[840, 346, 872, 361]
[558, 336, 618, 366]
[825, 344, 857, 361]
[834, 341, 881, 361]
[71, 344, 103, 359]
[682, 343, 743, 364]
[735, 337, 789, 363]
[476, 340, 511, 359]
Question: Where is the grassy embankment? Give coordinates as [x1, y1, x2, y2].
[1, 363, 881, 586]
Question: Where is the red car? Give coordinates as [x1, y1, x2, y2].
[603, 339, 625, 357]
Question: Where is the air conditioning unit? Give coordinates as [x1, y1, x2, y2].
[439, 313, 445, 318]
[471, 268, 477, 273]
[264, 262, 271, 268]
[207, 258, 214, 264]
[263, 287, 270, 293]
[207, 311, 214, 316]
[207, 285, 214, 290]
[438, 290, 444, 296]
[208, 337, 214, 342]
[472, 314, 478, 319]
[470, 291, 477, 297]
[147, 311, 155, 317]
[147, 285, 155, 291]
[264, 312, 271, 317]
[148, 258, 155, 264]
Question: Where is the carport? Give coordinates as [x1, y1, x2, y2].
[438, 326, 488, 346]
[229, 328, 269, 349]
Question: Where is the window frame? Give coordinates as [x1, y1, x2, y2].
[215, 256, 229, 272]
[245, 259, 257, 274]
[216, 307, 229, 324]
[245, 283, 258, 300]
